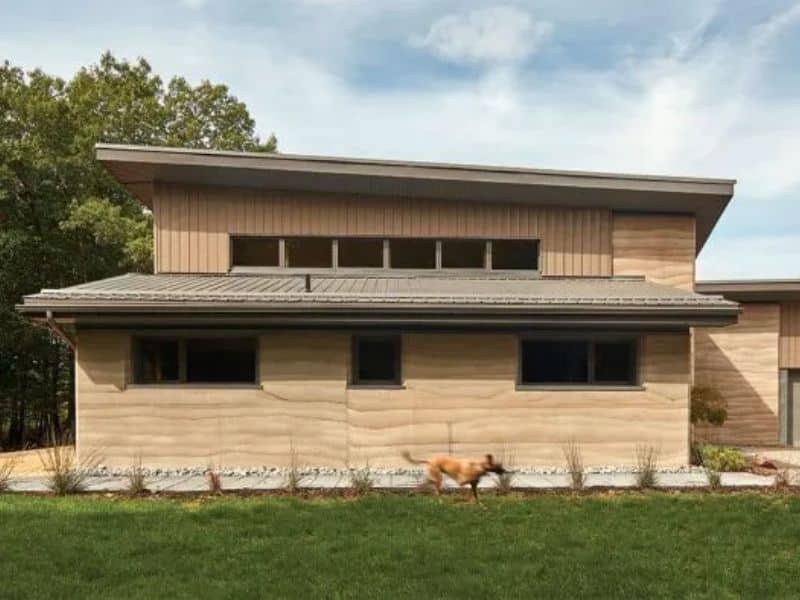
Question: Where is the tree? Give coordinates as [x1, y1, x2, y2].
[0, 53, 277, 449]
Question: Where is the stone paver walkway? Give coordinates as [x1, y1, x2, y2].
[7, 470, 778, 493]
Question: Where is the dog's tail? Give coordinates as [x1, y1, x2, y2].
[402, 450, 428, 465]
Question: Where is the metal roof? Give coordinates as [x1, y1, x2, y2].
[96, 144, 735, 253]
[21, 272, 736, 311]
[696, 279, 800, 302]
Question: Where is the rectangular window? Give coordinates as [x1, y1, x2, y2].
[135, 339, 180, 383]
[441, 239, 486, 269]
[338, 238, 384, 268]
[285, 237, 332, 268]
[231, 237, 279, 267]
[390, 239, 436, 269]
[134, 337, 257, 384]
[351, 336, 401, 386]
[520, 338, 637, 386]
[491, 239, 539, 270]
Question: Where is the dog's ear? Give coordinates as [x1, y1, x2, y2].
[485, 454, 494, 465]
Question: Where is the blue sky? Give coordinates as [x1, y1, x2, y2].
[2, 0, 799, 279]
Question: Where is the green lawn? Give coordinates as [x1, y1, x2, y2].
[1, 492, 800, 599]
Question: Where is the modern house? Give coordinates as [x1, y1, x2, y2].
[694, 280, 800, 447]
[17, 144, 749, 469]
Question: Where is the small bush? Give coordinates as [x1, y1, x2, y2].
[206, 467, 223, 495]
[350, 464, 374, 496]
[691, 386, 727, 426]
[284, 443, 305, 494]
[705, 468, 721, 490]
[562, 440, 585, 490]
[635, 444, 660, 489]
[700, 446, 748, 472]
[126, 455, 148, 496]
[0, 457, 17, 492]
[775, 468, 794, 489]
[39, 444, 100, 495]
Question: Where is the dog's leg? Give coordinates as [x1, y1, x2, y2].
[428, 466, 442, 498]
[470, 481, 479, 503]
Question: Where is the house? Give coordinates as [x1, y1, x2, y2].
[694, 280, 800, 446]
[17, 144, 742, 469]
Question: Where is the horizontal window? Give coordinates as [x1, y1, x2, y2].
[285, 237, 332, 268]
[520, 338, 637, 386]
[390, 239, 436, 269]
[338, 238, 384, 268]
[352, 336, 401, 386]
[492, 240, 539, 270]
[231, 237, 279, 267]
[441, 239, 485, 268]
[134, 338, 257, 384]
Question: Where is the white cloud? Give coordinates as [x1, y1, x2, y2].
[410, 6, 552, 65]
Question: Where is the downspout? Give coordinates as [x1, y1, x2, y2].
[45, 310, 76, 351]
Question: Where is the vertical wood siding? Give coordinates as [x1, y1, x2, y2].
[612, 213, 696, 290]
[152, 183, 612, 276]
[694, 303, 781, 445]
[76, 330, 690, 469]
[780, 302, 800, 369]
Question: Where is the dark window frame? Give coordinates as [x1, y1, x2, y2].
[350, 335, 403, 387]
[132, 336, 259, 385]
[517, 334, 640, 388]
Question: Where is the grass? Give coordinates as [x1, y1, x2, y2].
[635, 444, 660, 489]
[2, 493, 800, 598]
[562, 440, 585, 490]
[38, 445, 99, 495]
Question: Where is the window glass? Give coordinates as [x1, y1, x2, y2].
[594, 341, 636, 384]
[285, 238, 332, 268]
[231, 237, 279, 267]
[353, 337, 400, 385]
[521, 340, 588, 384]
[338, 238, 384, 268]
[441, 240, 485, 268]
[186, 339, 256, 383]
[492, 240, 539, 270]
[390, 239, 436, 269]
[135, 340, 179, 383]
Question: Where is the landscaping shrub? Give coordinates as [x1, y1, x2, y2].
[284, 443, 305, 494]
[206, 467, 223, 495]
[691, 386, 727, 427]
[349, 464, 374, 496]
[39, 444, 99, 495]
[0, 457, 17, 492]
[126, 455, 148, 496]
[700, 446, 748, 472]
[635, 444, 659, 489]
[705, 468, 721, 490]
[562, 440, 585, 490]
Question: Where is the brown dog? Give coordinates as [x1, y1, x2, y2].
[402, 451, 506, 502]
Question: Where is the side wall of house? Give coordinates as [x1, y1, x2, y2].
[76, 330, 690, 469]
[151, 183, 613, 277]
[694, 303, 781, 445]
[780, 302, 800, 369]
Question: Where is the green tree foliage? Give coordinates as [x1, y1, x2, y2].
[0, 53, 276, 449]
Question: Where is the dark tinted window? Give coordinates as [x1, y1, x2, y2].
[231, 237, 279, 267]
[135, 339, 179, 383]
[520, 338, 637, 386]
[338, 238, 384, 268]
[594, 341, 637, 384]
[186, 339, 256, 383]
[441, 240, 485, 268]
[521, 340, 588, 384]
[353, 337, 401, 385]
[492, 240, 539, 270]
[390, 239, 436, 269]
[285, 238, 332, 268]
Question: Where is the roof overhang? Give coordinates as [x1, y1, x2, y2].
[96, 144, 735, 253]
[696, 279, 800, 303]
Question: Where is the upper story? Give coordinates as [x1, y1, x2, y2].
[97, 144, 736, 291]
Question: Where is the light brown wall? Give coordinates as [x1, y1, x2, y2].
[780, 302, 800, 369]
[612, 213, 696, 290]
[152, 183, 613, 277]
[76, 330, 690, 469]
[694, 303, 780, 445]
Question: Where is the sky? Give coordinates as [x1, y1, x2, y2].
[2, 0, 799, 280]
